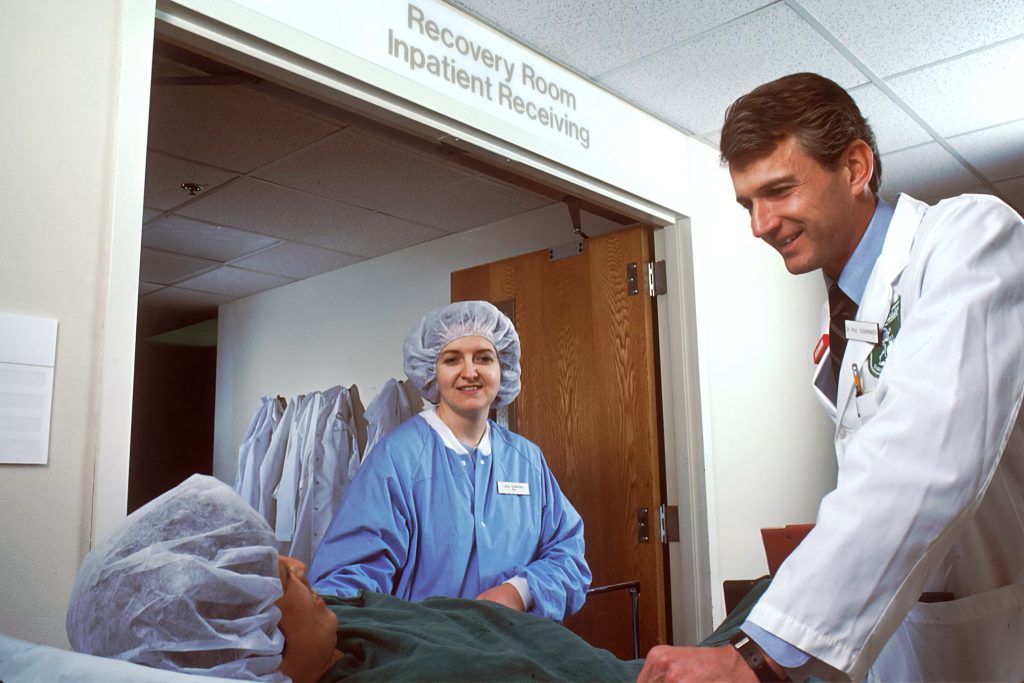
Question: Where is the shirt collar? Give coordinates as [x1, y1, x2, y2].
[832, 197, 895, 305]
[420, 407, 492, 456]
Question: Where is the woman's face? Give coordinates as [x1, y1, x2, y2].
[276, 556, 339, 682]
[435, 335, 500, 419]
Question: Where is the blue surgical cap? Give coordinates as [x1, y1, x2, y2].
[404, 301, 521, 407]
[66, 474, 286, 682]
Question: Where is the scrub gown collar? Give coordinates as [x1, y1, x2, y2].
[420, 407, 492, 456]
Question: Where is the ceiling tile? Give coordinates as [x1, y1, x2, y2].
[139, 249, 219, 285]
[948, 119, 1024, 182]
[139, 282, 163, 296]
[797, 0, 1024, 77]
[177, 178, 447, 257]
[175, 266, 294, 298]
[139, 286, 235, 313]
[253, 128, 472, 212]
[879, 142, 979, 204]
[848, 83, 933, 154]
[143, 151, 237, 211]
[885, 38, 1024, 137]
[147, 84, 339, 173]
[142, 207, 164, 224]
[995, 176, 1024, 216]
[451, 0, 770, 77]
[393, 175, 553, 231]
[229, 242, 363, 279]
[142, 214, 280, 262]
[600, 3, 867, 137]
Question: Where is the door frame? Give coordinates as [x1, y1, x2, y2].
[94, 0, 714, 645]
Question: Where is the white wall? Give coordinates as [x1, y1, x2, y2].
[214, 204, 620, 480]
[0, 0, 151, 647]
[685, 139, 836, 624]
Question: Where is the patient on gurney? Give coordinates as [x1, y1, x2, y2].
[66, 474, 643, 682]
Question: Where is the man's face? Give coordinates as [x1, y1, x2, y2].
[729, 135, 864, 279]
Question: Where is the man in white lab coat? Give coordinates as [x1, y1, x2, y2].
[639, 72, 1024, 681]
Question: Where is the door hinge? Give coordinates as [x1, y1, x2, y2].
[648, 260, 667, 297]
[637, 507, 650, 543]
[659, 504, 680, 543]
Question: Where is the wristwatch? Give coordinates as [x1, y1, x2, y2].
[729, 631, 791, 682]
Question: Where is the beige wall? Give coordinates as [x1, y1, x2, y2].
[686, 139, 836, 624]
[0, 0, 150, 646]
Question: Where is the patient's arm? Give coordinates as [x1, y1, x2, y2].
[476, 582, 526, 611]
[638, 645, 758, 683]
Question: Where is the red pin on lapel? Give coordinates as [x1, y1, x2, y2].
[813, 334, 829, 364]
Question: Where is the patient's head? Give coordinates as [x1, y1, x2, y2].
[66, 474, 335, 681]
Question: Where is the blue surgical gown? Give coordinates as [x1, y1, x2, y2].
[309, 413, 591, 620]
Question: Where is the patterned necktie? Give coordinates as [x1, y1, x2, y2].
[828, 283, 858, 386]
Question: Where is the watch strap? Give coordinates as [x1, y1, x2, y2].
[729, 630, 790, 682]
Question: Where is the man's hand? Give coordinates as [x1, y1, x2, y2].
[476, 583, 526, 611]
[637, 645, 757, 683]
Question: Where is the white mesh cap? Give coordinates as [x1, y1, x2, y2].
[66, 474, 287, 682]
[403, 300, 521, 407]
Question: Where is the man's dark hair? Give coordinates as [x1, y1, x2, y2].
[720, 72, 882, 194]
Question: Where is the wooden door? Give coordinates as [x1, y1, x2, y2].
[451, 225, 669, 658]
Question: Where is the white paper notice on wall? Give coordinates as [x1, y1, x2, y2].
[0, 312, 58, 464]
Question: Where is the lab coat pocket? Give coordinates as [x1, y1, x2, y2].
[871, 583, 1024, 681]
[855, 391, 879, 421]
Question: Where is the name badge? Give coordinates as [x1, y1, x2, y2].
[845, 320, 880, 344]
[497, 481, 530, 496]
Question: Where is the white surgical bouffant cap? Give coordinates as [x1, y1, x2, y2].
[404, 300, 521, 407]
[66, 474, 287, 682]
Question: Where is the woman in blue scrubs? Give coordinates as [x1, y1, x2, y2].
[309, 301, 591, 620]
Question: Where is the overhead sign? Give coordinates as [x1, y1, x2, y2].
[166, 0, 690, 215]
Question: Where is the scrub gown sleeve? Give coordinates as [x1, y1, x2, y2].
[512, 459, 592, 620]
[308, 441, 412, 597]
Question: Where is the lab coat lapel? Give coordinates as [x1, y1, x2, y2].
[835, 195, 928, 431]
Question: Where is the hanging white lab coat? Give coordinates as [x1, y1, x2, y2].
[256, 395, 301, 526]
[275, 393, 317, 555]
[233, 397, 282, 509]
[748, 194, 1024, 681]
[288, 385, 361, 565]
[362, 378, 419, 458]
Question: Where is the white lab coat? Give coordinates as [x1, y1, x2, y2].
[256, 395, 301, 525]
[274, 394, 315, 554]
[289, 385, 361, 565]
[233, 397, 282, 509]
[362, 378, 420, 458]
[748, 194, 1024, 681]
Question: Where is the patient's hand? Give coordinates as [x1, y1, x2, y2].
[476, 583, 526, 611]
[637, 645, 757, 683]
